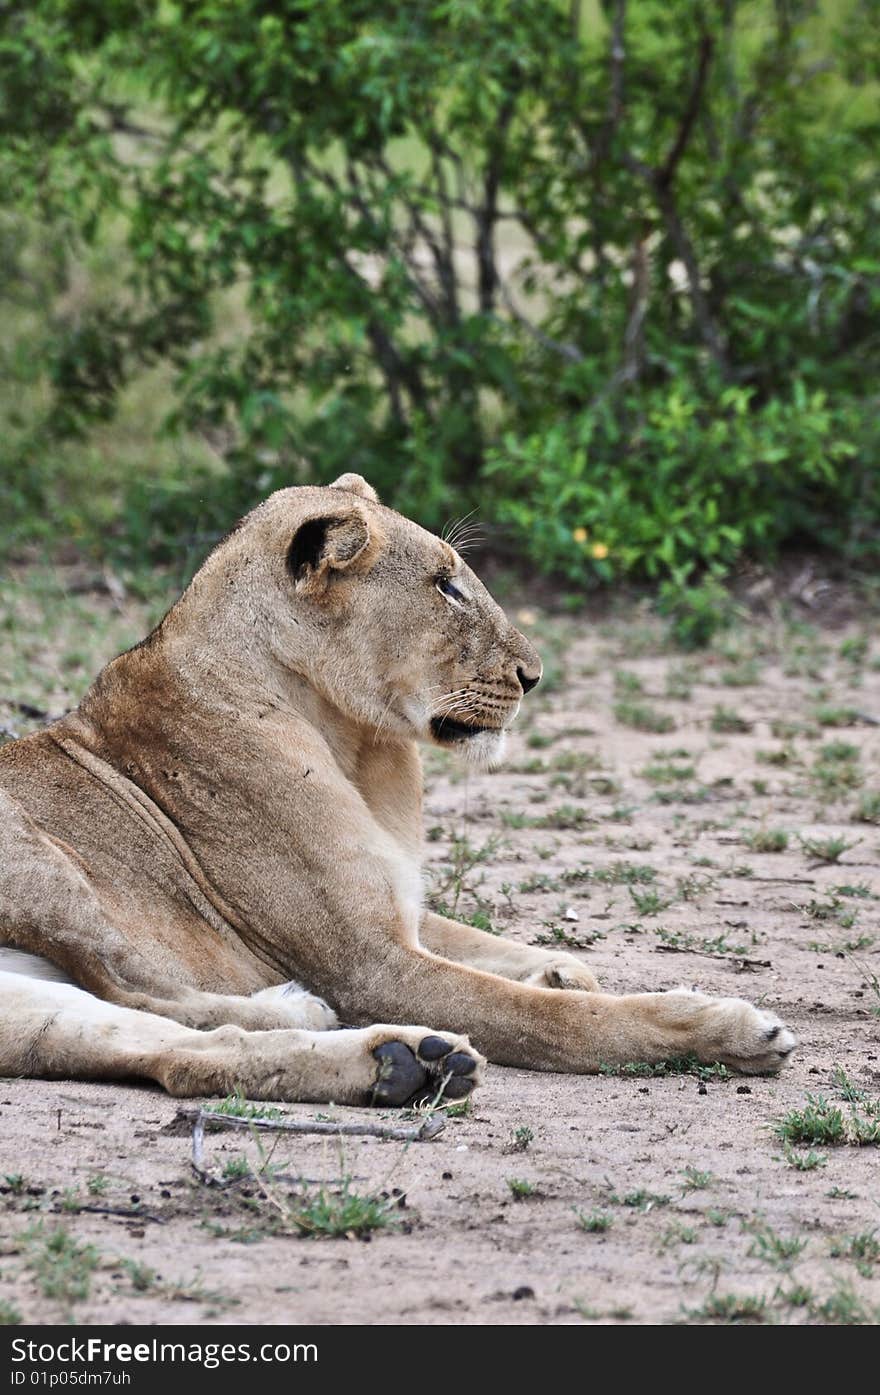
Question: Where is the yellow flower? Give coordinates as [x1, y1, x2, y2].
[572, 526, 588, 544]
[591, 542, 609, 560]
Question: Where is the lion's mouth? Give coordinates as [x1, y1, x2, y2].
[430, 716, 496, 744]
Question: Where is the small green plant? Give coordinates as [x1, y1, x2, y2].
[598, 1056, 731, 1082]
[745, 1221, 807, 1267]
[508, 1126, 534, 1153]
[86, 1174, 110, 1197]
[429, 833, 501, 916]
[776, 1096, 846, 1146]
[839, 636, 869, 666]
[23, 1224, 100, 1304]
[831, 1066, 871, 1103]
[710, 706, 753, 734]
[526, 731, 555, 749]
[687, 1293, 767, 1324]
[828, 1230, 879, 1277]
[854, 791, 880, 824]
[629, 887, 673, 916]
[531, 923, 603, 949]
[616, 1189, 670, 1212]
[813, 706, 860, 728]
[720, 659, 760, 687]
[775, 1283, 814, 1310]
[745, 829, 789, 853]
[641, 759, 697, 784]
[675, 872, 716, 901]
[777, 1091, 880, 1147]
[121, 1259, 157, 1292]
[0, 1300, 22, 1325]
[798, 834, 860, 864]
[653, 926, 748, 956]
[589, 862, 657, 885]
[783, 1145, 826, 1171]
[660, 1223, 698, 1249]
[507, 1178, 537, 1201]
[613, 700, 676, 734]
[205, 1090, 282, 1122]
[575, 1209, 613, 1233]
[815, 1284, 877, 1324]
[444, 1097, 473, 1119]
[222, 1156, 252, 1181]
[3, 1174, 26, 1195]
[613, 669, 643, 695]
[291, 1180, 400, 1238]
[665, 666, 694, 700]
[681, 1166, 714, 1192]
[819, 740, 860, 763]
[657, 571, 735, 651]
[757, 746, 795, 766]
[812, 757, 862, 796]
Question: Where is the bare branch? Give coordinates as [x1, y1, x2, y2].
[187, 1105, 445, 1184]
[475, 93, 518, 314]
[594, 0, 627, 170]
[654, 182, 729, 377]
[497, 279, 584, 363]
[658, 32, 715, 189]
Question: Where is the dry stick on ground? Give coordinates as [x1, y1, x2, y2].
[69, 1204, 166, 1225]
[749, 877, 816, 885]
[186, 1108, 446, 1186]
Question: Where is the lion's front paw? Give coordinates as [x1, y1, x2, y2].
[368, 1029, 485, 1107]
[526, 956, 600, 993]
[684, 992, 797, 1074]
[252, 981, 338, 1031]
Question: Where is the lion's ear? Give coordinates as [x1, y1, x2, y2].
[328, 473, 379, 503]
[287, 509, 382, 594]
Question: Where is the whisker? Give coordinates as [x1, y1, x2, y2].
[442, 509, 478, 548]
[444, 510, 481, 552]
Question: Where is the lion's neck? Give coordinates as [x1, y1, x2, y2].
[77, 626, 426, 861]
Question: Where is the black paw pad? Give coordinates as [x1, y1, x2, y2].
[418, 1035, 453, 1061]
[371, 1041, 427, 1107]
[445, 1051, 477, 1076]
[442, 1076, 474, 1100]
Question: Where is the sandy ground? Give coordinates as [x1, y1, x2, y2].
[1, 569, 879, 1325]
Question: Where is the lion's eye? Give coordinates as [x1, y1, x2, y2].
[436, 575, 465, 604]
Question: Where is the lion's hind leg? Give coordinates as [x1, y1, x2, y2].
[0, 970, 484, 1105]
[0, 789, 338, 1033]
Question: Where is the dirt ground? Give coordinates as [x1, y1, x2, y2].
[1, 566, 879, 1326]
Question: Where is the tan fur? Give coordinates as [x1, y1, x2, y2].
[0, 477, 796, 1103]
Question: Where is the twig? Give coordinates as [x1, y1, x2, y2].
[62, 1204, 166, 1225]
[658, 34, 715, 189]
[496, 280, 584, 363]
[186, 1106, 444, 1182]
[748, 876, 816, 885]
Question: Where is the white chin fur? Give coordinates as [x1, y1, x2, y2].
[459, 729, 508, 769]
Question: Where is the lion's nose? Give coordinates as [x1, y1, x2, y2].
[516, 665, 541, 695]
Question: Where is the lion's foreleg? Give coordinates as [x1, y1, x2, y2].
[331, 946, 797, 1075]
[419, 910, 600, 991]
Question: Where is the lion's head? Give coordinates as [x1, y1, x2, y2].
[181, 473, 541, 766]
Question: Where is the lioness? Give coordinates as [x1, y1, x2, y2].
[0, 475, 795, 1105]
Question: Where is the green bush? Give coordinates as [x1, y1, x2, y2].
[485, 383, 878, 581]
[0, 0, 878, 582]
